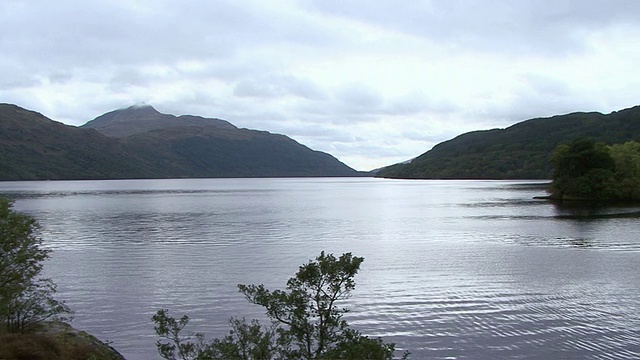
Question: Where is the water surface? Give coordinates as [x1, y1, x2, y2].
[1, 178, 638, 359]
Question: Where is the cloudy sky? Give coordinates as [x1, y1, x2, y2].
[2, 1, 640, 170]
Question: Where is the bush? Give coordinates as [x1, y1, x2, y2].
[153, 252, 409, 359]
[0, 197, 71, 333]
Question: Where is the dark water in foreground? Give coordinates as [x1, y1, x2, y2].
[1, 178, 639, 359]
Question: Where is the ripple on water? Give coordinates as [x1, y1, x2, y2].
[502, 233, 640, 252]
[5, 179, 638, 360]
[346, 281, 640, 359]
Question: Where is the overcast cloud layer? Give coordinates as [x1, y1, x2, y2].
[2, 0, 640, 170]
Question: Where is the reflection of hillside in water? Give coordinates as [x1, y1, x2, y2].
[552, 201, 640, 219]
[561, 237, 593, 248]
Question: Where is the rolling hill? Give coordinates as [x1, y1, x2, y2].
[377, 105, 640, 179]
[82, 104, 237, 137]
[0, 104, 164, 179]
[0, 104, 359, 180]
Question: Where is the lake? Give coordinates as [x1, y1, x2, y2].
[1, 178, 639, 359]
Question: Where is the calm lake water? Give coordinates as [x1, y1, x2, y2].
[1, 178, 639, 359]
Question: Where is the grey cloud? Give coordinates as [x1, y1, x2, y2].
[384, 94, 458, 116]
[305, 0, 640, 56]
[384, 98, 431, 116]
[0, 58, 41, 89]
[109, 68, 150, 92]
[336, 84, 384, 114]
[520, 73, 572, 97]
[234, 75, 327, 100]
[233, 79, 287, 98]
[481, 72, 591, 125]
[400, 130, 456, 143]
[199, 62, 273, 82]
[0, 4, 211, 77]
[0, 73, 40, 90]
[0, 1, 342, 71]
[283, 126, 356, 144]
[48, 72, 73, 85]
[2, 0, 640, 170]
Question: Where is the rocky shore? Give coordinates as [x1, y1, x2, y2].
[0, 321, 125, 360]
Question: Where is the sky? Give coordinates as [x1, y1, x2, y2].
[2, 1, 640, 171]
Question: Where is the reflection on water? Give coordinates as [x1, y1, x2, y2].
[552, 201, 640, 219]
[1, 178, 639, 360]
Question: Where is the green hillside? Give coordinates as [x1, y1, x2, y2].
[377, 106, 640, 179]
[117, 125, 357, 178]
[0, 104, 358, 180]
[0, 104, 166, 180]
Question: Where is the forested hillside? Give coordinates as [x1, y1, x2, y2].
[377, 106, 640, 179]
[0, 104, 359, 180]
[0, 104, 164, 179]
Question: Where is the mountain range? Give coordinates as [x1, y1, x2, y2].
[377, 105, 640, 179]
[2, 103, 639, 181]
[0, 104, 359, 180]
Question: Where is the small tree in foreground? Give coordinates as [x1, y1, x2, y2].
[0, 197, 71, 333]
[153, 252, 409, 359]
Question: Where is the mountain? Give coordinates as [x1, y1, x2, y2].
[82, 104, 236, 137]
[0, 104, 165, 180]
[377, 105, 640, 179]
[0, 104, 359, 180]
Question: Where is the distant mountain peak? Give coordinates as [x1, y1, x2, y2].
[82, 105, 236, 138]
[119, 103, 160, 115]
[130, 102, 151, 109]
[0, 103, 358, 179]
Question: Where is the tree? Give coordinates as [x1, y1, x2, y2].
[550, 139, 640, 201]
[239, 251, 377, 360]
[550, 138, 616, 199]
[153, 252, 408, 359]
[0, 197, 71, 332]
[152, 309, 210, 360]
[154, 312, 280, 360]
[609, 141, 640, 201]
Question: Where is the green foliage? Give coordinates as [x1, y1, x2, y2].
[0, 198, 71, 333]
[206, 318, 279, 360]
[550, 139, 640, 201]
[609, 141, 640, 200]
[237, 251, 366, 360]
[153, 313, 281, 360]
[324, 328, 406, 360]
[378, 105, 640, 179]
[153, 309, 209, 360]
[153, 252, 408, 360]
[550, 138, 615, 199]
